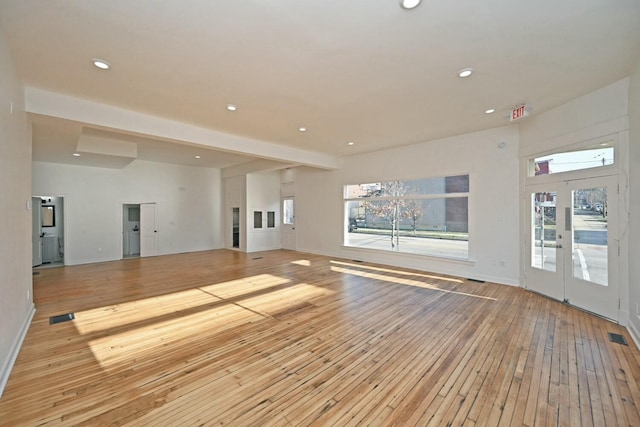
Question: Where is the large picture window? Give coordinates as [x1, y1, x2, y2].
[344, 175, 469, 259]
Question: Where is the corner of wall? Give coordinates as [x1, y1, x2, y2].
[627, 319, 640, 351]
[0, 304, 35, 397]
[626, 54, 640, 346]
[0, 20, 34, 399]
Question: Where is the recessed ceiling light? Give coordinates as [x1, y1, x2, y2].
[194, 155, 201, 159]
[72, 153, 81, 157]
[458, 68, 474, 78]
[92, 59, 110, 70]
[298, 127, 307, 132]
[226, 104, 237, 111]
[347, 141, 355, 146]
[600, 142, 609, 146]
[485, 108, 496, 114]
[400, 0, 422, 9]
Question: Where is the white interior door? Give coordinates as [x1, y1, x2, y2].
[140, 203, 158, 257]
[525, 176, 618, 321]
[281, 197, 295, 250]
[32, 197, 42, 267]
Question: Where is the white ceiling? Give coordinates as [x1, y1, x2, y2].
[2, 0, 640, 170]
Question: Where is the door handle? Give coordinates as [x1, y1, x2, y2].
[556, 244, 563, 249]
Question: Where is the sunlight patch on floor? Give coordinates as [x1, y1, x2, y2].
[199, 274, 292, 299]
[85, 302, 262, 369]
[330, 260, 464, 283]
[74, 287, 222, 335]
[76, 276, 333, 369]
[240, 282, 333, 316]
[330, 264, 496, 301]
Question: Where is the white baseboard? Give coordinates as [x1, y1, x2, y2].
[627, 320, 640, 351]
[0, 304, 35, 397]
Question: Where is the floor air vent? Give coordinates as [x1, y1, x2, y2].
[50, 313, 75, 325]
[608, 332, 628, 346]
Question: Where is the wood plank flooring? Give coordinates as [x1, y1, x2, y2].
[1, 249, 640, 426]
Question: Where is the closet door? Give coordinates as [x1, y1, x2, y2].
[140, 203, 158, 257]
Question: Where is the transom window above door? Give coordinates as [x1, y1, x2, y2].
[529, 144, 614, 177]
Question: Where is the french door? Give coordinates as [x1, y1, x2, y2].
[525, 175, 618, 321]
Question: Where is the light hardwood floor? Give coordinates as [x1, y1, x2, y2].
[1, 249, 640, 426]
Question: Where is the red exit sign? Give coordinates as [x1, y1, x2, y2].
[510, 104, 529, 121]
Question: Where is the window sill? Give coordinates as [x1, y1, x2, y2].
[341, 245, 476, 267]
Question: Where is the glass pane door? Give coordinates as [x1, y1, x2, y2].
[532, 191, 558, 272]
[526, 176, 619, 322]
[571, 187, 608, 286]
[526, 184, 564, 301]
[565, 176, 618, 321]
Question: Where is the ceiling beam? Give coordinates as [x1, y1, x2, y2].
[24, 87, 339, 170]
[222, 159, 297, 178]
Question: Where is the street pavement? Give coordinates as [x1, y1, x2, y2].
[346, 232, 468, 259]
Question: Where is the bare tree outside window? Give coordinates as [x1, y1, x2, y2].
[362, 181, 416, 249]
[403, 200, 423, 235]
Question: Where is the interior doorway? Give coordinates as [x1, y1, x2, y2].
[32, 195, 65, 268]
[123, 203, 158, 258]
[232, 207, 240, 249]
[123, 204, 141, 258]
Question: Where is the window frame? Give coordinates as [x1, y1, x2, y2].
[343, 175, 470, 260]
[526, 137, 617, 182]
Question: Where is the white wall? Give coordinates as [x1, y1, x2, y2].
[246, 172, 281, 252]
[0, 25, 34, 396]
[223, 172, 281, 253]
[628, 58, 640, 340]
[32, 160, 223, 265]
[519, 79, 629, 157]
[293, 125, 521, 285]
